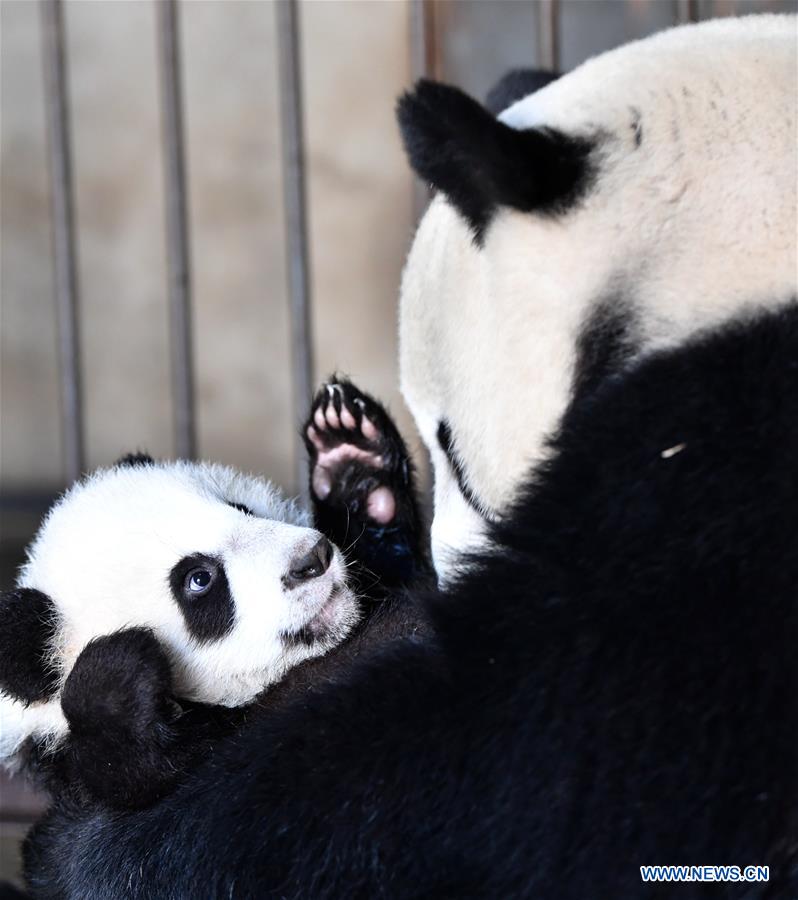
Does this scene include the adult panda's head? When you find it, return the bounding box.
[0,455,359,765]
[397,15,797,581]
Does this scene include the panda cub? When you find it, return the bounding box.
[0,381,428,811]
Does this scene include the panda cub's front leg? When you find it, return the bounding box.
[51,628,179,809]
[304,379,430,598]
[57,628,239,810]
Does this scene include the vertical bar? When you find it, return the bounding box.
[157,0,197,460]
[41,0,84,484]
[537,0,560,72]
[675,0,700,23]
[410,0,438,83]
[409,0,438,221]
[276,0,313,506]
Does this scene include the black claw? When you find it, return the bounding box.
[331,384,344,417]
[304,378,412,477]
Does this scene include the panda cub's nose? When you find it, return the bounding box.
[286,536,333,587]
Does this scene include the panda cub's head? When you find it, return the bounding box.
[0,455,359,766]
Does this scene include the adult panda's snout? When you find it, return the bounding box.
[284,536,333,588]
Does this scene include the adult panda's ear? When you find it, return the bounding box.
[115,451,155,468]
[0,589,60,703]
[396,79,592,243]
[484,68,560,116]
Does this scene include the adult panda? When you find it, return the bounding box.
[16,15,798,899]
[399,15,797,580]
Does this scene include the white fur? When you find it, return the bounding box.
[400,15,797,581]
[0,461,359,765]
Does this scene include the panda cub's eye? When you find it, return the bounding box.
[185,566,216,597]
[170,554,233,641]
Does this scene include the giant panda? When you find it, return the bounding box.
[0,401,428,810]
[14,15,798,899]
[398,14,797,580]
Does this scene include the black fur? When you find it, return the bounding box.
[0,589,59,703]
[58,629,205,809]
[23,628,246,812]
[571,296,639,400]
[23,302,798,898]
[115,452,154,468]
[484,68,560,116]
[168,555,235,642]
[227,501,254,516]
[397,79,594,243]
[436,420,484,514]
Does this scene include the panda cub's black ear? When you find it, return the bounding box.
[0,589,60,703]
[396,78,592,244]
[484,68,560,116]
[116,452,155,468]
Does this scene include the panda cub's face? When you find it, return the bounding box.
[2,459,358,758]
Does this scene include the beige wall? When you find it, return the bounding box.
[1,0,416,498]
[3,0,794,499]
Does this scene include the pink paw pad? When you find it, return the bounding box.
[307,383,396,524]
[366,486,395,524]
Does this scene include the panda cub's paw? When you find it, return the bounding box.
[60,628,183,809]
[61,627,175,740]
[304,379,410,527]
[304,378,428,595]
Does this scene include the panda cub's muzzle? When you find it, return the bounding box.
[280,535,353,648]
[284,535,333,588]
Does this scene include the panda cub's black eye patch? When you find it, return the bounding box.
[228,501,254,516]
[169,554,234,642]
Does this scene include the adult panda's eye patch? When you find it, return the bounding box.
[169,554,234,642]
[436,421,485,515]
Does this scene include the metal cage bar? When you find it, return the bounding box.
[675,0,701,23]
[41,0,84,484]
[537,0,560,72]
[157,0,197,461]
[409,0,440,222]
[410,0,439,82]
[276,0,313,505]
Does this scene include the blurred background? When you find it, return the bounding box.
[1,0,795,886]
